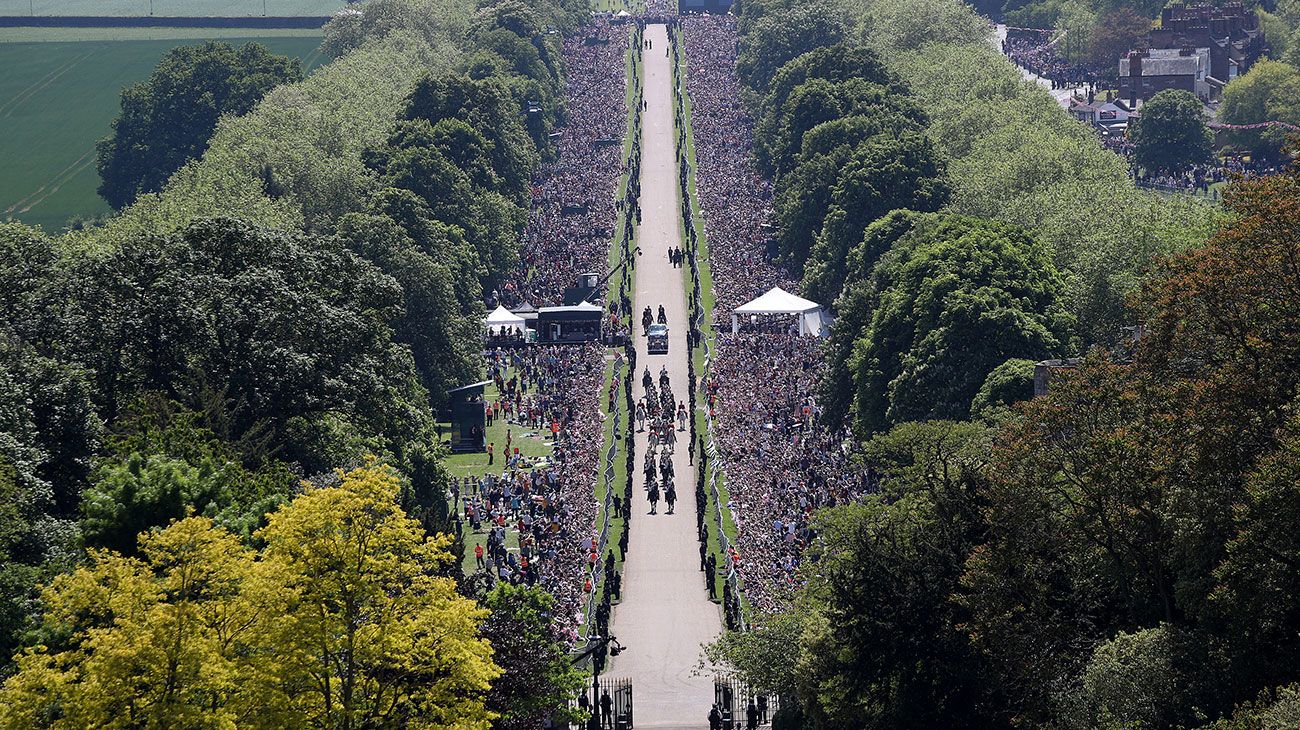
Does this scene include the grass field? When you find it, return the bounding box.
[0,27,323,40]
[0,36,326,233]
[0,0,344,16]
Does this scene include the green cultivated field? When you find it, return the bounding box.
[0,0,344,15]
[0,36,326,232]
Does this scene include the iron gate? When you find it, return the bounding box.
[572,677,632,730]
[713,674,776,729]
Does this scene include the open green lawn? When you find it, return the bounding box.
[442,371,563,576]
[0,27,323,40]
[0,0,344,16]
[0,36,326,233]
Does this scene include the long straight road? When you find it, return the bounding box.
[606,22,722,729]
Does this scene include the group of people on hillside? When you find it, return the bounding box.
[1133,157,1278,196]
[458,345,607,643]
[494,21,631,309]
[458,25,635,644]
[681,16,870,615]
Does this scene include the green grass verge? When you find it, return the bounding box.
[0,37,327,233]
[444,372,565,576]
[669,32,740,607]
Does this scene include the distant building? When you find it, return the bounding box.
[679,0,732,13]
[1119,47,1213,104]
[1151,2,1266,83]
[1069,99,1138,135]
[1034,327,1145,397]
[1033,359,1082,398]
[1118,2,1267,103]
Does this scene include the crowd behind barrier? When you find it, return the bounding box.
[495,21,633,310]
[680,15,868,618]
[456,22,639,647]
[1001,32,1100,89]
[456,345,608,642]
[678,15,797,323]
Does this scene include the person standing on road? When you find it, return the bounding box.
[746,700,759,730]
[648,482,660,514]
[665,482,677,514]
[708,705,722,730]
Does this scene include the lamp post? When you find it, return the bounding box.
[570,633,625,726]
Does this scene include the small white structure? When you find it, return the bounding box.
[732,287,826,336]
[485,305,527,335]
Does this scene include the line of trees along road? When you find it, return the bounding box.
[709,0,1300,727]
[0,0,592,724]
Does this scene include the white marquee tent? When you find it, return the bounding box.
[732,287,827,336]
[485,305,527,334]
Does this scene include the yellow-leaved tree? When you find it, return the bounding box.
[244,462,501,729]
[0,515,254,729]
[0,463,500,730]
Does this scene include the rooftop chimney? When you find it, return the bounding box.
[1128,51,1143,107]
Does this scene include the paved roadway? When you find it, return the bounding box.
[993,23,1081,109]
[606,22,723,730]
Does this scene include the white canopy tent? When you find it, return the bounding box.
[485,305,527,334]
[732,287,827,336]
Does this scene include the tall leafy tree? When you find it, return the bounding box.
[478,584,586,729]
[843,214,1070,434]
[802,130,949,287]
[248,464,499,728]
[96,42,302,209]
[785,422,996,729]
[1219,59,1300,161]
[335,206,481,406]
[58,217,428,474]
[0,464,500,729]
[1086,8,1151,69]
[0,516,259,729]
[754,43,905,175]
[81,399,296,554]
[403,72,538,204]
[1130,90,1212,175]
[758,77,925,182]
[364,118,527,289]
[736,0,847,96]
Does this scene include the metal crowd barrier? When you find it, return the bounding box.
[668,30,746,632]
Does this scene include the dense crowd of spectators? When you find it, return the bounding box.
[681,16,865,614]
[643,0,676,18]
[707,335,867,613]
[1002,32,1098,89]
[457,25,631,643]
[495,21,630,309]
[1133,157,1278,195]
[457,345,608,642]
[680,15,798,323]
